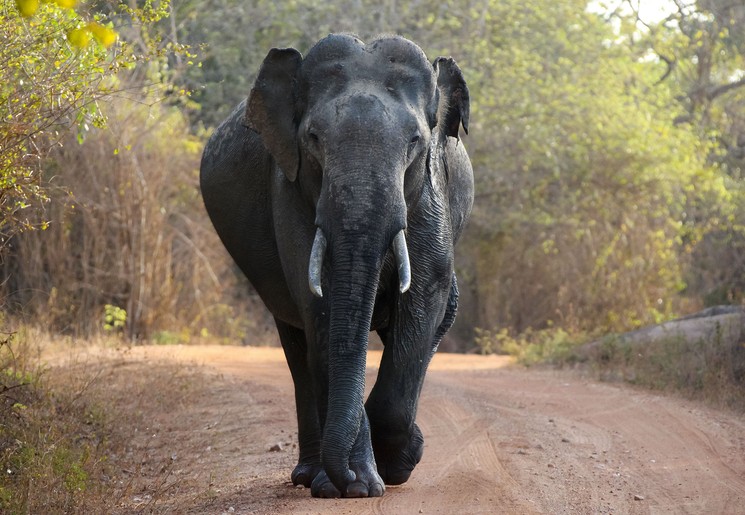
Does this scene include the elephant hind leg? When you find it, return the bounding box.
[274,318,323,487]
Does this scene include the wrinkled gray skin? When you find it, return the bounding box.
[200,34,473,498]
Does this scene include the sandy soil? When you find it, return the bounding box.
[110,345,745,514]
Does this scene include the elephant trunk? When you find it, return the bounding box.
[313,183,407,491]
[310,120,409,491]
[308,228,410,297]
[320,231,385,491]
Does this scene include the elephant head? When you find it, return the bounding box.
[246,34,469,493]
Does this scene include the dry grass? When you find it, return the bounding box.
[0,328,213,514]
[576,312,745,412]
[0,99,271,342]
[479,310,745,412]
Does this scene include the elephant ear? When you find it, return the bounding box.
[246,48,303,182]
[433,57,470,141]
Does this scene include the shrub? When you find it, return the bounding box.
[0,99,268,340]
[474,326,584,366]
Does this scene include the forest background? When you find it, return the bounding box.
[2,0,745,352]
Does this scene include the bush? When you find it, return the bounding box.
[0,99,268,340]
[474,326,584,366]
[581,315,745,410]
[0,332,100,513]
[0,329,210,512]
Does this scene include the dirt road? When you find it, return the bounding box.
[117,345,745,514]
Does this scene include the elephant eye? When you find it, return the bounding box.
[408,134,421,154]
[307,130,321,151]
[305,128,323,161]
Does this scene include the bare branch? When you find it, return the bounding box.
[655,54,677,85]
[706,76,745,101]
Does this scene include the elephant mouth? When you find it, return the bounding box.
[308,227,411,298]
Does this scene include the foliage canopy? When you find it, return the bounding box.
[3,0,745,345]
[0,0,170,247]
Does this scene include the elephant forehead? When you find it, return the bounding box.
[302,35,434,91]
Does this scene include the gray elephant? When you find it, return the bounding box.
[200,34,473,498]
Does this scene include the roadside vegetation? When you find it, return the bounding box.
[2,0,745,509]
[4,0,745,344]
[475,315,745,411]
[0,328,209,513]
[591,335,745,410]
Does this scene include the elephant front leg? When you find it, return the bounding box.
[365,347,429,486]
[365,274,458,485]
[274,319,323,487]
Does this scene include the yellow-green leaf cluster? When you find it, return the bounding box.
[0,0,177,248]
[15,0,78,17]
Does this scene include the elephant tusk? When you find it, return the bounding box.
[393,230,411,293]
[308,227,327,297]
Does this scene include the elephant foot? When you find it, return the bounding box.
[373,423,424,485]
[310,470,341,498]
[310,463,385,498]
[291,461,323,488]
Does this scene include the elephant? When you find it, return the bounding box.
[199,34,473,498]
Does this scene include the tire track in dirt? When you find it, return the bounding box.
[433,368,745,514]
[118,345,745,514]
